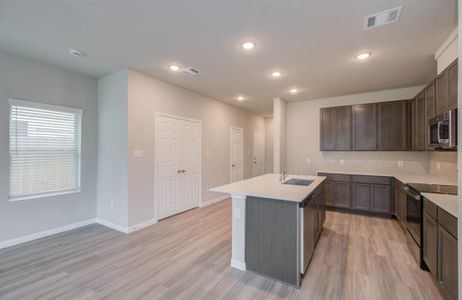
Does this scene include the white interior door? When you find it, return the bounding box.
[252,131,265,177]
[156,114,201,220]
[230,127,243,183]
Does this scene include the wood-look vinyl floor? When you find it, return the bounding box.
[0,199,443,300]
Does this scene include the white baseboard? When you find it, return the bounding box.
[0,217,160,250]
[0,218,96,250]
[127,219,157,233]
[230,258,246,271]
[95,218,129,233]
[200,194,230,207]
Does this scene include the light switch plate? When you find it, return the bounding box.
[306,158,312,164]
[233,208,241,219]
[133,150,144,158]
[205,149,211,156]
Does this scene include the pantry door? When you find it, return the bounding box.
[252,131,265,177]
[230,127,243,183]
[155,114,201,220]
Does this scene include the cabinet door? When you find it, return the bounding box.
[394,180,402,221]
[414,92,426,151]
[336,106,351,150]
[377,101,407,150]
[324,181,334,206]
[438,225,458,300]
[448,61,458,110]
[351,183,371,211]
[371,184,391,214]
[320,108,336,150]
[436,71,449,115]
[423,212,438,277]
[425,82,436,150]
[352,104,377,150]
[333,182,351,208]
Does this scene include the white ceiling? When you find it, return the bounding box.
[0,0,457,115]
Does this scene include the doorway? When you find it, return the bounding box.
[155,113,202,220]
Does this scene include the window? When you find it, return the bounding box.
[9,99,83,201]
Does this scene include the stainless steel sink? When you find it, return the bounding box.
[282,178,314,186]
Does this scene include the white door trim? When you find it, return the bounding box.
[230,127,244,183]
[154,112,202,221]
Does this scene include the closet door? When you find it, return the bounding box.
[156,115,201,219]
[182,120,201,212]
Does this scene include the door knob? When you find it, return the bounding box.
[178,170,182,173]
[232,164,235,167]
[182,169,186,173]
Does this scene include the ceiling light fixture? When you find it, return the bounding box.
[290,88,299,94]
[356,52,371,60]
[237,96,245,101]
[271,71,282,78]
[69,48,86,57]
[169,64,181,71]
[241,41,256,50]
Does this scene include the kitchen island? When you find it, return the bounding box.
[211,174,326,287]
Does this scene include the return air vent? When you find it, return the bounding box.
[182,67,201,76]
[364,7,402,30]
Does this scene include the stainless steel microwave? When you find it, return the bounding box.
[428,109,457,149]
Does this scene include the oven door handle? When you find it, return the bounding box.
[403,186,421,200]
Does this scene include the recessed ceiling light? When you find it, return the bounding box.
[237,96,245,101]
[290,88,299,94]
[241,41,256,50]
[271,71,282,78]
[69,48,86,57]
[169,64,181,71]
[356,52,371,60]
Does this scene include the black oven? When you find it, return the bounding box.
[404,185,421,246]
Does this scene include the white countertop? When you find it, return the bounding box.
[318,170,457,186]
[422,193,458,218]
[210,174,326,203]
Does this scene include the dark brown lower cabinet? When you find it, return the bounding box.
[438,224,458,300]
[394,179,407,229]
[320,173,393,215]
[423,211,438,276]
[323,178,351,209]
[422,198,458,300]
[351,183,371,211]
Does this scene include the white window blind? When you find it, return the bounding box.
[9,99,83,201]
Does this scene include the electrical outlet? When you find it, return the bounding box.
[398,161,404,167]
[205,149,211,156]
[306,158,312,164]
[109,202,114,209]
[339,159,345,165]
[437,162,441,170]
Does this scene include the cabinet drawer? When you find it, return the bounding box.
[423,198,438,220]
[352,175,390,185]
[318,173,350,182]
[438,208,457,238]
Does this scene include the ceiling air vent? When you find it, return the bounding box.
[364,6,402,30]
[182,67,201,76]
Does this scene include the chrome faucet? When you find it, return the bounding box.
[280,171,287,182]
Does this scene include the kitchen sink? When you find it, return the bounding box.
[282,178,314,186]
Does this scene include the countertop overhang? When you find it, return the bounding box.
[210,174,326,203]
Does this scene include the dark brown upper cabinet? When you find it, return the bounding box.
[320,106,351,151]
[448,60,458,110]
[425,81,436,150]
[377,100,408,151]
[352,104,377,150]
[436,68,449,115]
[413,92,426,151]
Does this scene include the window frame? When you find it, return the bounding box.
[8,98,84,202]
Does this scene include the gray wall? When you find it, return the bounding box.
[96,71,129,227]
[127,70,265,226]
[0,52,98,243]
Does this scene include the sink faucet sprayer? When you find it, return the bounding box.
[280,171,287,182]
